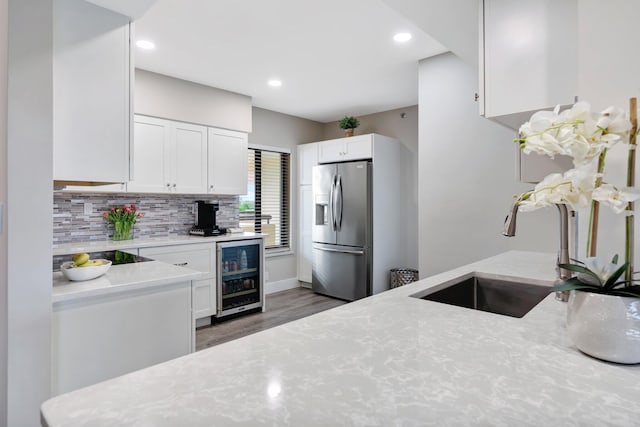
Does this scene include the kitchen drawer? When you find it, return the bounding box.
[140,244,215,274]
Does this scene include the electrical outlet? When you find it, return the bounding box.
[84,202,92,215]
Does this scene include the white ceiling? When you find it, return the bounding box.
[134,0,448,123]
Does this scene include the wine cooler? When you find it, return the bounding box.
[216,239,264,318]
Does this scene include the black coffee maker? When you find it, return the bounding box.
[189,201,226,236]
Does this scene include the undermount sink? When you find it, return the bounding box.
[412,276,551,318]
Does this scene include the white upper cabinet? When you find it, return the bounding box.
[479,0,578,128]
[207,128,248,195]
[318,135,373,164]
[298,143,318,186]
[172,122,208,193]
[129,115,207,194]
[53,0,131,183]
[129,116,171,193]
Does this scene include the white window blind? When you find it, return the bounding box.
[240,148,290,250]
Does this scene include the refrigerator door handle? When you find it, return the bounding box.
[313,245,364,255]
[329,175,336,231]
[216,245,222,316]
[336,175,343,231]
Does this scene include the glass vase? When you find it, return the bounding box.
[113,221,134,241]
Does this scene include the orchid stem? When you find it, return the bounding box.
[587,149,607,257]
[625,97,637,282]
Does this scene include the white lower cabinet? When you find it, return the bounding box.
[139,243,217,319]
[51,281,192,396]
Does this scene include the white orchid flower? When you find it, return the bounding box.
[517,165,598,212]
[576,256,618,285]
[592,184,640,214]
[517,102,632,167]
[599,106,632,136]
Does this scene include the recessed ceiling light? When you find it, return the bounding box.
[136,40,156,50]
[268,79,282,87]
[393,32,412,43]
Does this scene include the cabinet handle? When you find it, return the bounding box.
[166,183,171,187]
[174,262,188,267]
[172,183,177,188]
[210,185,214,189]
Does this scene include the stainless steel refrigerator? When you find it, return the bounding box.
[312,161,372,301]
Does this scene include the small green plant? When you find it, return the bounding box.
[552,254,640,297]
[338,116,360,130]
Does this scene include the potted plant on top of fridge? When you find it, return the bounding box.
[510,98,640,364]
[338,116,360,137]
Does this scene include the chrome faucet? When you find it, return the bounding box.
[503,201,572,291]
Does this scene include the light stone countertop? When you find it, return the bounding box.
[41,251,640,426]
[52,232,265,256]
[52,261,201,305]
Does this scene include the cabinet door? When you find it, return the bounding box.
[128,115,171,193]
[343,135,372,161]
[297,185,313,283]
[318,138,345,164]
[481,0,577,119]
[53,0,131,183]
[139,243,217,320]
[172,122,208,194]
[192,278,216,319]
[298,143,318,186]
[208,128,248,195]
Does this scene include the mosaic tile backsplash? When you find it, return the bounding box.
[53,192,239,244]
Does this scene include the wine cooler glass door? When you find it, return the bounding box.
[217,239,263,317]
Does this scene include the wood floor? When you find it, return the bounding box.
[196,287,347,351]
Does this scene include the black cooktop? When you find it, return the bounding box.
[90,250,154,265]
[53,250,153,271]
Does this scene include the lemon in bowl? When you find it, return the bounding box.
[61,257,112,281]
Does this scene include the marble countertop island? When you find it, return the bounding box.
[41,251,640,426]
[52,261,202,305]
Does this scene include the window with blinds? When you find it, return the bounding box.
[239,148,290,251]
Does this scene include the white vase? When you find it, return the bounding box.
[567,290,640,364]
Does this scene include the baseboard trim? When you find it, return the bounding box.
[265,277,300,295]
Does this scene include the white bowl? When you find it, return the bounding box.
[60,260,112,281]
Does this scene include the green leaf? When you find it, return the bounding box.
[558,263,603,285]
[603,262,630,290]
[611,254,619,265]
[569,258,586,266]
[551,280,601,293]
[609,288,640,298]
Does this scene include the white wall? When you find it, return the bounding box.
[323,106,420,269]
[418,53,557,277]
[135,68,253,133]
[7,0,53,424]
[0,0,7,421]
[574,0,640,264]
[250,107,324,290]
[382,0,478,67]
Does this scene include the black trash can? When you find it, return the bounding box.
[389,268,419,288]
